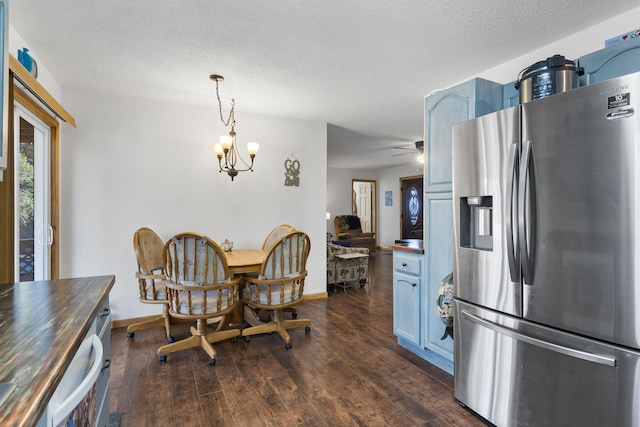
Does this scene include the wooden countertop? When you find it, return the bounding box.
[391,239,424,254]
[0,275,115,426]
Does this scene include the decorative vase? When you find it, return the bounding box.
[18,48,38,78]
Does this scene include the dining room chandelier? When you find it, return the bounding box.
[211,74,259,181]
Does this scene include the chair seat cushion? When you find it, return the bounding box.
[174,289,231,315]
[243,282,301,305]
[145,283,167,300]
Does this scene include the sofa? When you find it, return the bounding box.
[333,215,376,255]
[326,241,369,293]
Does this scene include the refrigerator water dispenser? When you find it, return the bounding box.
[459,196,493,251]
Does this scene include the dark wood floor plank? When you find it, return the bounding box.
[111,250,489,426]
[200,391,236,427]
[108,320,129,412]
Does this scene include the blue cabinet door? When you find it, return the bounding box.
[393,266,421,346]
[424,78,502,192]
[578,37,640,86]
[503,81,520,108]
[423,192,454,361]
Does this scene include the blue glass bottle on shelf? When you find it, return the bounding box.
[18,47,37,78]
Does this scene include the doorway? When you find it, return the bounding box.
[14,104,52,281]
[352,179,376,238]
[400,175,423,239]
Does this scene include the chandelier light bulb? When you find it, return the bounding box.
[247,142,260,156]
[219,135,233,150]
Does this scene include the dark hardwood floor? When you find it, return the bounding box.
[110,250,489,426]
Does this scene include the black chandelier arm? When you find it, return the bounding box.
[217,161,255,174]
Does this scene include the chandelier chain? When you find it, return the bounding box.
[215,79,236,129]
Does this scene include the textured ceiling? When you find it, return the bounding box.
[9,0,640,169]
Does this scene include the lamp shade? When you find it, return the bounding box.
[219,135,233,149]
[247,142,259,156]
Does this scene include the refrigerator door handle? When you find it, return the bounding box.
[506,143,519,282]
[518,140,536,284]
[461,310,618,367]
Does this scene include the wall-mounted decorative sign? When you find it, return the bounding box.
[385,191,392,206]
[284,154,300,187]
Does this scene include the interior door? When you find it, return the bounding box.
[352,179,376,237]
[400,176,423,239]
[354,181,372,232]
[14,104,51,281]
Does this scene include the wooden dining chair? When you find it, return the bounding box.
[242,230,311,349]
[127,227,173,342]
[261,223,295,250]
[259,224,298,319]
[157,233,242,365]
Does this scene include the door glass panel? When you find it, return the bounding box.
[15,107,50,281]
[18,117,35,280]
[401,177,423,239]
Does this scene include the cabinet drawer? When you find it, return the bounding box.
[95,296,111,334]
[394,254,422,276]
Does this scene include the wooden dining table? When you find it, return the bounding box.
[222,248,267,327]
[225,248,266,274]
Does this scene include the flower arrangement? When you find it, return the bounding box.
[436,272,454,340]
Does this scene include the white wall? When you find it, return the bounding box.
[326,167,376,237]
[59,88,327,321]
[327,163,421,248]
[9,26,62,101]
[377,162,424,247]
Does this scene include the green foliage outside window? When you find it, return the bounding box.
[19,150,34,227]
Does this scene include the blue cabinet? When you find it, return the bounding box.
[578,37,640,86]
[503,81,520,108]
[423,192,454,364]
[399,77,502,374]
[393,252,421,346]
[424,78,503,193]
[393,248,453,373]
[503,38,640,108]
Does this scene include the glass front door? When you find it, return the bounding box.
[14,104,51,281]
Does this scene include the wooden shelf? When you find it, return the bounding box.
[8,54,76,128]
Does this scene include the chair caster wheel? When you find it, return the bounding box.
[167,336,175,343]
[292,312,298,319]
[244,336,250,342]
[285,343,292,350]
[127,331,135,339]
[305,326,311,334]
[208,359,216,366]
[159,354,167,363]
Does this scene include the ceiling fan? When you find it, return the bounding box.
[392,140,424,157]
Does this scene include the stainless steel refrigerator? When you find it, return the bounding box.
[452,72,640,427]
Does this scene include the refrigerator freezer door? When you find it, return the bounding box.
[521,72,640,349]
[454,299,640,427]
[452,106,522,316]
